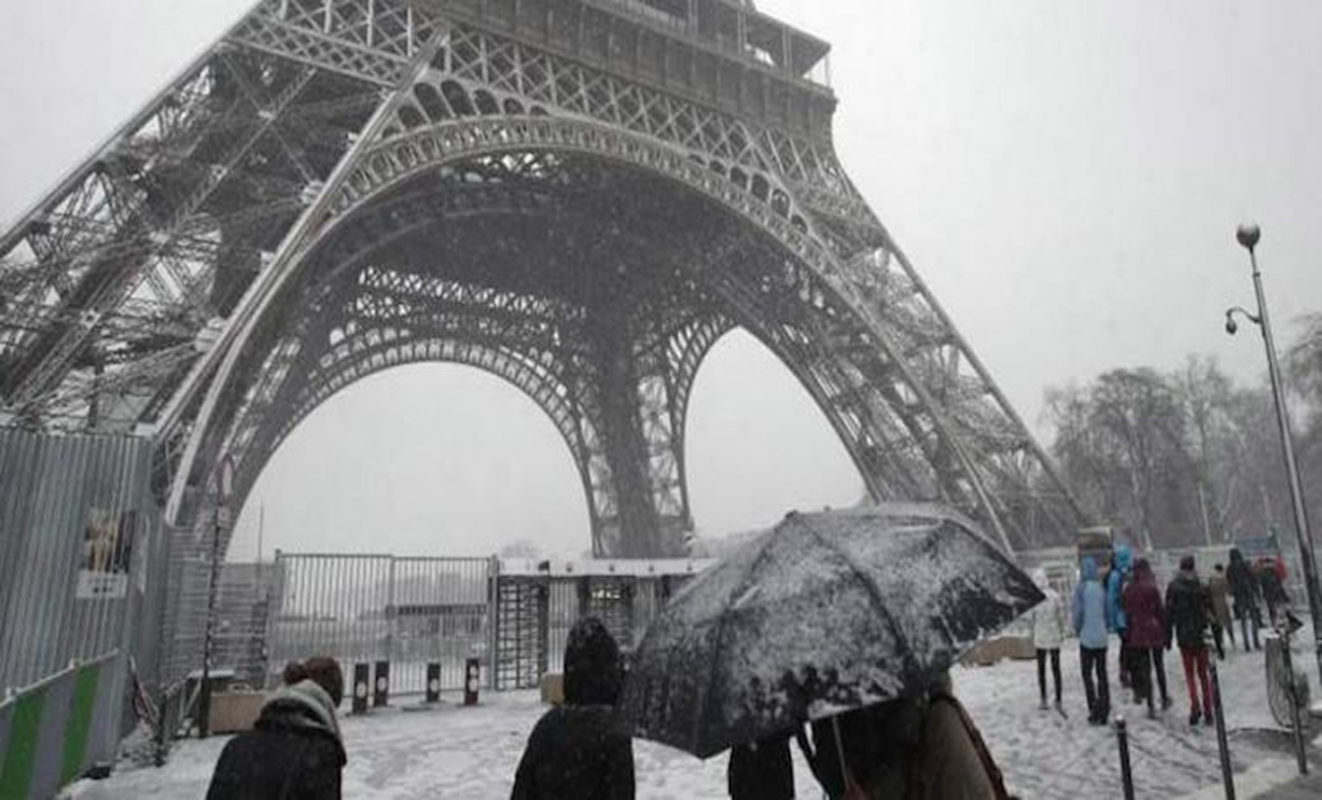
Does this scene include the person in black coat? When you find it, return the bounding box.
[1257,558,1289,626]
[206,657,347,800]
[728,731,796,800]
[1166,557,1215,727]
[1225,548,1262,650]
[512,617,634,800]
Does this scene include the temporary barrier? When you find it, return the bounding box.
[0,430,162,695]
[0,651,124,800]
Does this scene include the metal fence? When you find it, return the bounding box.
[262,554,712,698]
[266,554,495,699]
[0,430,164,696]
[0,651,126,800]
[494,559,708,690]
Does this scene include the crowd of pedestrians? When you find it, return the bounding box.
[1063,544,1287,731]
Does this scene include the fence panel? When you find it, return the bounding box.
[0,651,124,800]
[266,554,393,701]
[0,429,158,695]
[261,555,711,699]
[389,557,493,694]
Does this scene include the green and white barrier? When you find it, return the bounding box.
[0,652,123,800]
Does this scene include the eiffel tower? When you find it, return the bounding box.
[0,0,1086,561]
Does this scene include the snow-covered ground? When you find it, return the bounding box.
[68,635,1318,799]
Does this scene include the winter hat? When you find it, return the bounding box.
[563,616,623,706]
[1180,555,1196,571]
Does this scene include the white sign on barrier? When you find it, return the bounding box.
[76,571,129,600]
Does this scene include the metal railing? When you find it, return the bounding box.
[266,553,495,699]
[262,554,712,697]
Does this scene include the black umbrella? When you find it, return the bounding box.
[619,504,1044,758]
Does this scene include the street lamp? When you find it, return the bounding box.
[1227,222,1322,682]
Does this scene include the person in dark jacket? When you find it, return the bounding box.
[206,657,347,800]
[1121,558,1170,718]
[1166,556,1215,727]
[728,730,796,800]
[1226,548,1262,650]
[1256,558,1289,626]
[512,617,634,800]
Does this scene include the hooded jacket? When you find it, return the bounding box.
[1106,545,1132,633]
[1121,559,1166,649]
[1225,548,1259,610]
[1165,568,1212,651]
[512,617,635,800]
[206,679,346,800]
[1073,557,1110,650]
[1030,570,1068,650]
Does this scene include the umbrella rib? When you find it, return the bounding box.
[795,514,927,691]
[691,527,782,755]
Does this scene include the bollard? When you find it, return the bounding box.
[464,657,481,706]
[352,663,370,715]
[1114,717,1136,800]
[426,662,442,704]
[373,661,390,708]
[1207,643,1237,799]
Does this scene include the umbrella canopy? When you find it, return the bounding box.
[619,504,1043,758]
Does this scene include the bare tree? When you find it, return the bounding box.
[1174,357,1247,543]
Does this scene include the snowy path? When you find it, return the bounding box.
[69,636,1316,799]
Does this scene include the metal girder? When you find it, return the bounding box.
[2,0,1088,568]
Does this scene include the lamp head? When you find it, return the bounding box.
[1236,223,1261,252]
[1224,313,1238,336]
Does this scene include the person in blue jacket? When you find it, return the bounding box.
[1107,544,1133,692]
[1074,556,1112,725]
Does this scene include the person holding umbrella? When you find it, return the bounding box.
[799,672,1010,799]
[618,506,1036,800]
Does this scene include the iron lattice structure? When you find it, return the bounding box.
[0,0,1088,562]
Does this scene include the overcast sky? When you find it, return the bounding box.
[1,1,1319,561]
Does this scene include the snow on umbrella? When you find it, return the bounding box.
[618,504,1044,759]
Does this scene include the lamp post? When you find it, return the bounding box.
[1227,222,1322,681]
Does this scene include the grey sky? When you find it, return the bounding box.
[2,1,1319,560]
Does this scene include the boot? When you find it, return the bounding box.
[1189,709,1201,726]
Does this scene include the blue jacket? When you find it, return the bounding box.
[1106,545,1132,633]
[1074,557,1111,649]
